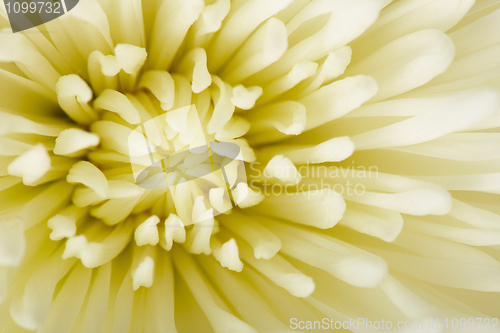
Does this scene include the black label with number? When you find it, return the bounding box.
[3,0,80,32]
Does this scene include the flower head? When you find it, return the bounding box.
[1,0,500,332]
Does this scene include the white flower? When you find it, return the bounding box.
[1,0,500,332]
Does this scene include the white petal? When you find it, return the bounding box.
[179,48,212,93]
[352,87,500,150]
[339,204,404,242]
[351,0,474,62]
[221,17,288,83]
[232,182,265,209]
[239,242,315,298]
[212,238,244,272]
[246,100,307,144]
[207,76,235,134]
[138,70,175,110]
[135,215,161,246]
[346,187,452,216]
[162,213,186,251]
[67,161,108,199]
[255,189,346,229]
[56,75,97,124]
[114,44,147,75]
[80,222,134,268]
[47,205,83,241]
[54,128,100,156]
[346,29,455,101]
[264,155,302,185]
[220,211,281,260]
[0,31,60,90]
[231,85,263,110]
[94,89,141,124]
[262,136,355,164]
[149,0,204,69]
[8,143,51,186]
[132,256,155,290]
[0,216,25,266]
[299,75,378,131]
[208,0,293,71]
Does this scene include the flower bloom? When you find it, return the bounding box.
[1,0,500,332]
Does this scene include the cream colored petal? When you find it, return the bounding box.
[0,31,60,90]
[0,111,68,137]
[178,48,212,93]
[346,29,455,102]
[138,70,175,111]
[67,161,108,199]
[82,263,111,333]
[351,0,475,62]
[100,0,145,47]
[10,249,76,330]
[269,222,389,288]
[219,211,281,260]
[149,0,205,69]
[239,242,315,298]
[260,136,355,164]
[207,76,235,134]
[80,221,134,268]
[351,87,500,150]
[132,256,155,290]
[211,238,244,272]
[246,100,307,144]
[36,264,92,333]
[162,213,186,251]
[231,85,263,110]
[0,216,24,267]
[254,189,346,229]
[47,205,85,241]
[299,75,378,131]
[54,128,100,156]
[220,18,288,83]
[94,90,141,125]
[8,143,51,186]
[135,215,161,246]
[208,0,293,72]
[346,187,452,216]
[173,247,258,333]
[56,75,98,125]
[263,155,302,185]
[251,0,383,82]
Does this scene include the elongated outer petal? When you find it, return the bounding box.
[67,161,108,199]
[208,0,293,71]
[0,216,25,266]
[80,221,135,268]
[173,247,258,333]
[299,75,378,131]
[54,129,100,156]
[352,87,500,150]
[346,29,455,102]
[8,143,51,186]
[351,0,475,62]
[253,189,346,229]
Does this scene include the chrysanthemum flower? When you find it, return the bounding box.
[1,0,500,332]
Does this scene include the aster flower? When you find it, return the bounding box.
[1,0,500,332]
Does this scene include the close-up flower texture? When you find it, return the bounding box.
[1,0,500,332]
